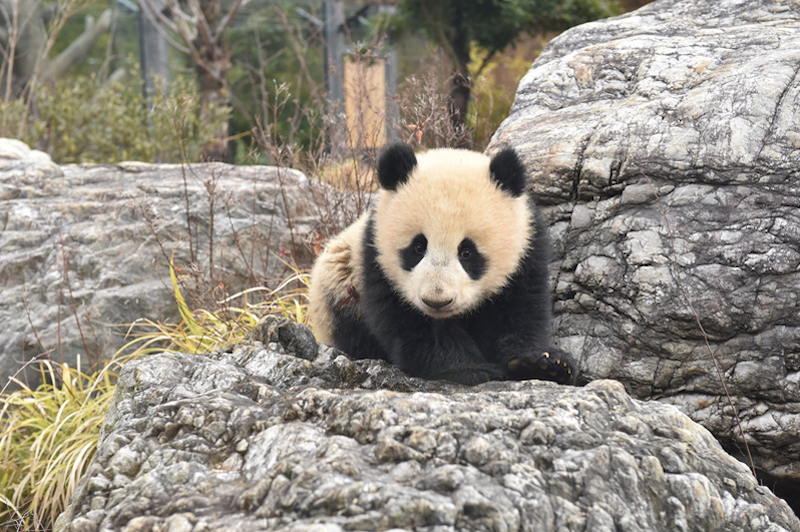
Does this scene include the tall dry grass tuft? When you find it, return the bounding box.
[0,357,121,531]
[0,261,310,530]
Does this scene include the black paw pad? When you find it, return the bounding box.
[507,348,577,385]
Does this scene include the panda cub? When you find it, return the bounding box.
[309,143,576,386]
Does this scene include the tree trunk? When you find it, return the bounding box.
[137,0,242,162]
[139,8,170,103]
[194,0,230,162]
[197,62,229,162]
[448,4,471,147]
[449,71,470,135]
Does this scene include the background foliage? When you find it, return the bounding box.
[8,73,228,164]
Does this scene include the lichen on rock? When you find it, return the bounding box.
[55,317,799,531]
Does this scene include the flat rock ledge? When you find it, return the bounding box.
[0,137,319,385]
[56,318,799,532]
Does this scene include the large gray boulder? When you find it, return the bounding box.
[488,0,800,507]
[0,138,315,384]
[56,318,800,532]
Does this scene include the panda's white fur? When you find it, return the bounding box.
[309,144,575,385]
[308,215,367,346]
[373,148,532,319]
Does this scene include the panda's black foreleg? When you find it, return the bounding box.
[492,322,578,385]
[506,348,577,385]
[480,207,578,385]
[389,320,506,386]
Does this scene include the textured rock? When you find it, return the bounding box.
[0,138,316,384]
[488,0,800,507]
[56,317,799,532]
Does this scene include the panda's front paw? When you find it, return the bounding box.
[507,348,577,385]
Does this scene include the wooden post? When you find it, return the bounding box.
[344,54,386,151]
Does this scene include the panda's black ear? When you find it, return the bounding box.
[377,143,417,191]
[489,147,527,197]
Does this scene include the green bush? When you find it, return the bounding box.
[14,74,228,164]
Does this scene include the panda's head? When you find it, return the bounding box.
[372,144,533,319]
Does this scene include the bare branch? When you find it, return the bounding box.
[138,0,192,54]
[186,0,213,45]
[213,0,246,39]
[24,0,78,111]
[164,1,196,27]
[41,9,115,83]
[139,0,179,33]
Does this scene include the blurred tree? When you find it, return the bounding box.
[226,2,326,164]
[391,0,623,136]
[138,0,246,161]
[617,0,654,10]
[0,0,114,101]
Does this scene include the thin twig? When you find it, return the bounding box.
[0,352,52,397]
[225,204,262,288]
[60,237,97,370]
[21,292,47,355]
[645,174,757,478]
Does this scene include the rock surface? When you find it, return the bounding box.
[56,317,800,532]
[0,138,316,385]
[488,0,800,507]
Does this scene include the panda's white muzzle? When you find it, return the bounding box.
[412,256,469,318]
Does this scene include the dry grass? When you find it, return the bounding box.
[0,262,310,531]
[0,357,120,531]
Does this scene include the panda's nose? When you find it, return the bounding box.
[422,297,453,310]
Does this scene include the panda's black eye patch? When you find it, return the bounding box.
[400,234,427,271]
[458,238,486,280]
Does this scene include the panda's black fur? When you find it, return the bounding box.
[310,143,576,386]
